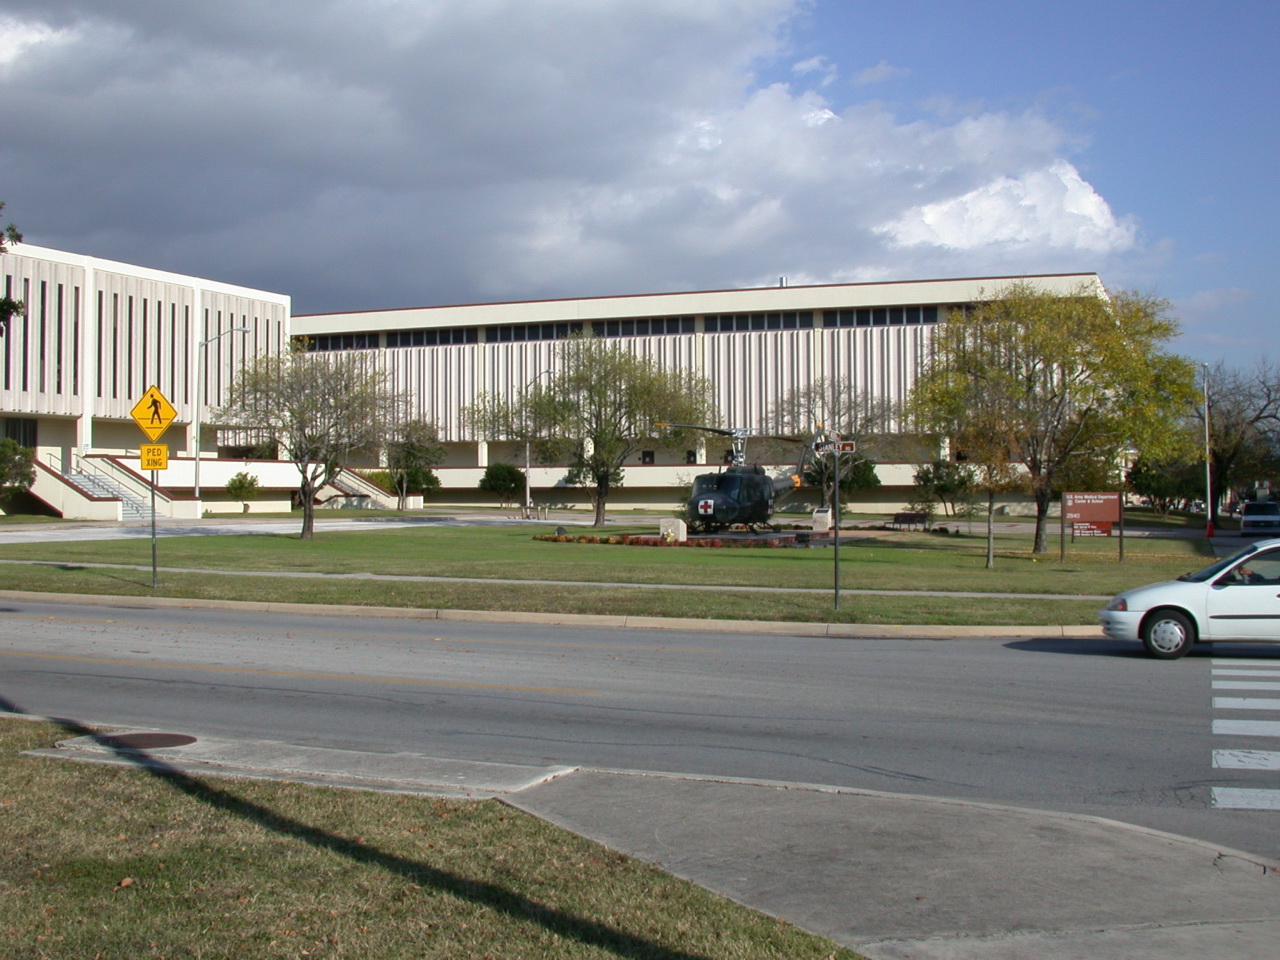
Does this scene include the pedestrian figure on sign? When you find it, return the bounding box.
[148,394,163,424]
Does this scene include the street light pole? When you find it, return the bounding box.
[523,369,553,519]
[1203,362,1214,539]
[194,326,251,501]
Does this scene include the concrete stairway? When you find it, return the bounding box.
[67,471,151,521]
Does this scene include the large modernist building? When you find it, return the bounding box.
[293,273,1102,509]
[2,240,1100,516]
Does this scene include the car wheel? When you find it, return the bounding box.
[1141,609,1195,659]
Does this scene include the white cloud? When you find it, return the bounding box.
[0,14,79,67]
[853,59,909,86]
[793,54,837,87]
[878,160,1137,253]
[0,0,1139,311]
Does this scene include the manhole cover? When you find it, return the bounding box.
[92,733,197,750]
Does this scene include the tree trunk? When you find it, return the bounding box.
[1032,483,1052,554]
[986,489,996,569]
[593,478,609,527]
[299,479,316,540]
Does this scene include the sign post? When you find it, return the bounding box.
[813,440,858,610]
[130,386,177,589]
[1062,492,1124,564]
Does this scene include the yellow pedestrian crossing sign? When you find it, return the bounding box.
[131,385,177,442]
[140,444,169,471]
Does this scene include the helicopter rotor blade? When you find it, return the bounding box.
[654,422,736,437]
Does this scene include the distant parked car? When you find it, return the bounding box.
[1240,501,1280,537]
[1100,538,1280,658]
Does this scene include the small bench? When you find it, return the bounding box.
[890,512,928,530]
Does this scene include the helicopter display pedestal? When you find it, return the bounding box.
[659,518,688,543]
[811,508,833,532]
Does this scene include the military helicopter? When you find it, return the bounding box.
[657,422,815,532]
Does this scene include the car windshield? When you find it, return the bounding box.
[1178,544,1259,583]
[1243,502,1280,516]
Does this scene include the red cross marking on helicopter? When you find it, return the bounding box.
[698,499,716,515]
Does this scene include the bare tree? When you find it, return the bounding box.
[220,346,402,539]
[765,376,892,505]
[1193,360,1280,522]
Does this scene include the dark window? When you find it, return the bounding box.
[685,449,697,464]
[641,450,655,464]
[3,417,37,447]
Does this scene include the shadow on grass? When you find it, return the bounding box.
[0,695,714,960]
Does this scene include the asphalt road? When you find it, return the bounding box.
[3,596,1279,862]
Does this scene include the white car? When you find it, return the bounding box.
[1100,538,1280,659]
[1239,500,1280,537]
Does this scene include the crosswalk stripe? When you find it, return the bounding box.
[1213,749,1280,770]
[1212,697,1280,710]
[1211,669,1280,677]
[1213,680,1280,690]
[1213,719,1280,737]
[1212,787,1280,810]
[1212,659,1280,666]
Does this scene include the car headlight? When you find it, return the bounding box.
[1106,597,1128,612]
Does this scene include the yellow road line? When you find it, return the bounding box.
[0,649,597,695]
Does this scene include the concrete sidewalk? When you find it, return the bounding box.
[27,729,1280,960]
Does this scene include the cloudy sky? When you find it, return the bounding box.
[0,0,1274,364]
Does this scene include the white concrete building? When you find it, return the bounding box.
[294,273,1102,511]
[1,243,299,518]
[0,241,1101,517]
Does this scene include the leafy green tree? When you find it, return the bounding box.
[804,454,880,509]
[387,419,446,510]
[908,281,1197,553]
[0,438,36,495]
[1127,455,1203,516]
[478,462,526,508]
[913,460,975,517]
[469,336,713,526]
[225,471,260,513]
[0,202,23,335]
[220,346,402,539]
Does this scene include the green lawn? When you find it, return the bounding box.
[0,523,1218,625]
[1,718,861,960]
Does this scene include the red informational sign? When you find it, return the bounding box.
[1073,521,1112,537]
[1064,492,1122,523]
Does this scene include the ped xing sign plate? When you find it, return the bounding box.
[140,444,168,471]
[131,385,177,442]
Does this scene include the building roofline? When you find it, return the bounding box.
[294,272,1100,319]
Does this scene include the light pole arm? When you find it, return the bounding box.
[194,326,251,500]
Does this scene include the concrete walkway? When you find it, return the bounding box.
[27,726,1280,960]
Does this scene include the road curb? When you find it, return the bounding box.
[0,588,1102,639]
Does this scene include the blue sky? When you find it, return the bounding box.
[773,0,1279,363]
[0,0,1274,365]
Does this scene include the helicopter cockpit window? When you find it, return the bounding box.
[693,474,743,498]
[693,475,718,495]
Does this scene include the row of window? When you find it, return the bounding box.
[822,305,938,327]
[705,311,814,332]
[301,305,944,352]
[387,327,480,347]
